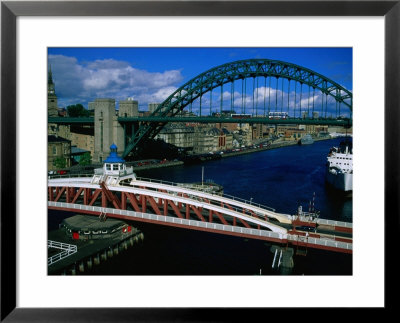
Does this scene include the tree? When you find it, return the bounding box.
[67,104,90,117]
[54,157,66,169]
[79,152,91,166]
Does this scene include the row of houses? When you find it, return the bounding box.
[48,121,337,171]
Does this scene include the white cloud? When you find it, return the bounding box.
[48,55,183,108]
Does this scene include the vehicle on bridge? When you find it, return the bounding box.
[268,111,288,119]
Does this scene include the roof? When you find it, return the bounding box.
[71,146,89,155]
[206,128,222,136]
[48,135,70,143]
[104,144,125,163]
[221,128,231,135]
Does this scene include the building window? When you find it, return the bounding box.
[52,146,57,155]
[113,164,119,171]
[106,164,111,170]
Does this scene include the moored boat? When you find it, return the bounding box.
[298,134,314,145]
[325,139,353,192]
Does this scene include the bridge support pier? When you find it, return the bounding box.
[270,245,294,275]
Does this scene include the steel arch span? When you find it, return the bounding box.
[123,58,352,157]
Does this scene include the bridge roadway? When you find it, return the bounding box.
[48,175,352,254]
[48,116,351,126]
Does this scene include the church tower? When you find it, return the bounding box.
[48,65,59,117]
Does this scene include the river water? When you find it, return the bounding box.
[48,137,352,275]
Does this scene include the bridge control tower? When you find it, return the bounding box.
[92,144,135,186]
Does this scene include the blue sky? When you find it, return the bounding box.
[48,47,352,115]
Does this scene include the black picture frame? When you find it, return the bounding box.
[1,0,397,321]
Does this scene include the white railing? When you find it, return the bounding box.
[48,240,77,265]
[48,202,352,252]
[316,218,353,229]
[48,173,93,180]
[48,202,283,240]
[287,234,352,251]
[133,177,276,212]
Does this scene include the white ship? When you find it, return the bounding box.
[325,140,353,192]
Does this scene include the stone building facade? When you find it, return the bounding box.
[192,127,233,154]
[48,135,71,171]
[155,123,194,149]
[70,128,95,157]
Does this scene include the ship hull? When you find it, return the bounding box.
[325,169,353,192]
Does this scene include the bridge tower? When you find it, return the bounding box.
[93,99,124,163]
[118,98,138,117]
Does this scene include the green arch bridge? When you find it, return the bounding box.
[48,58,352,158]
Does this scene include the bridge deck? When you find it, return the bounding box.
[48,176,352,253]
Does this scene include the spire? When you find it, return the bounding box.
[48,64,54,85]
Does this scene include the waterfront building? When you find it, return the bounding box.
[284,128,307,141]
[232,129,252,147]
[328,126,353,135]
[305,124,317,134]
[315,125,329,134]
[276,125,300,137]
[203,127,232,152]
[69,127,95,157]
[155,123,195,150]
[252,124,264,140]
[71,146,90,165]
[48,135,71,171]
[215,122,238,133]
[220,128,233,151]
[193,127,217,154]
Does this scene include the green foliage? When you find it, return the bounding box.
[54,157,66,169]
[67,104,90,117]
[79,152,91,166]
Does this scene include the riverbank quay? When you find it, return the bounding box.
[130,160,183,171]
[58,137,334,176]
[220,137,334,159]
[48,214,144,275]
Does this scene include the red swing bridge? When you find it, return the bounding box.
[48,145,352,255]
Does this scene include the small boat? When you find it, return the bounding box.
[298,134,314,145]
